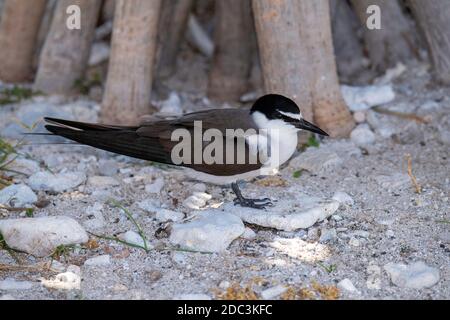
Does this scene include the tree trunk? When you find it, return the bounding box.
[0,0,47,82]
[207,0,253,102]
[330,0,366,81]
[350,0,416,72]
[252,0,313,121]
[299,0,355,137]
[253,0,354,137]
[101,0,161,125]
[156,0,193,79]
[409,0,450,85]
[34,0,101,94]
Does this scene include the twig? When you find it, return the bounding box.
[405,154,421,194]
[373,106,429,124]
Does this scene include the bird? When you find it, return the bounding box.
[44,94,328,209]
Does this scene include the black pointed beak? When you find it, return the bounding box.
[295,119,329,136]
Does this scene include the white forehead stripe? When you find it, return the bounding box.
[278,110,302,120]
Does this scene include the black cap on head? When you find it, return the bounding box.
[250,94,300,119]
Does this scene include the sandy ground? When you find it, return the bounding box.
[0,55,449,300]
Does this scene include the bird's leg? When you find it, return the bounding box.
[231,182,273,209]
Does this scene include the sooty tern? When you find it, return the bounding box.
[44,94,328,209]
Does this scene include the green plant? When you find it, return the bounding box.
[0,86,42,105]
[317,262,337,274]
[306,136,320,148]
[293,170,303,178]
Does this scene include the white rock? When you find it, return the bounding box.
[4,158,40,177]
[28,171,86,193]
[261,285,287,300]
[366,264,382,290]
[0,216,88,257]
[0,184,37,207]
[88,41,110,66]
[337,278,359,294]
[349,237,360,247]
[332,191,354,206]
[183,192,212,210]
[319,228,337,243]
[41,271,81,290]
[158,92,183,115]
[225,194,340,232]
[97,159,119,176]
[155,209,184,222]
[241,227,256,240]
[50,260,66,273]
[83,202,106,230]
[350,124,375,146]
[341,84,395,111]
[290,147,342,174]
[67,265,81,275]
[353,111,366,123]
[137,199,161,212]
[191,183,207,193]
[0,278,34,290]
[384,261,440,289]
[144,177,165,194]
[173,293,212,300]
[170,211,245,252]
[87,176,119,188]
[119,230,150,249]
[84,254,111,267]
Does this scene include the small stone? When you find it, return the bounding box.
[41,271,81,290]
[332,191,354,206]
[341,84,395,111]
[366,264,382,290]
[373,173,410,190]
[349,237,360,247]
[319,228,337,243]
[84,254,111,267]
[183,192,212,210]
[241,227,256,240]
[119,230,150,249]
[87,176,119,188]
[0,184,37,207]
[158,92,183,115]
[83,202,106,230]
[0,216,88,257]
[218,280,231,290]
[67,265,81,275]
[260,285,287,300]
[137,199,161,212]
[144,177,165,194]
[337,279,359,294]
[350,124,375,147]
[28,171,86,193]
[353,111,366,123]
[384,261,440,289]
[192,183,207,193]
[147,270,163,282]
[97,159,119,176]
[170,211,245,252]
[50,260,66,273]
[0,278,34,290]
[290,147,343,174]
[4,158,40,177]
[155,209,184,222]
[386,229,395,238]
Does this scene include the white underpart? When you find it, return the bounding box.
[184,111,299,185]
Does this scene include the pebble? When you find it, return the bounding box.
[337,278,360,294]
[97,159,119,176]
[41,271,81,290]
[224,194,340,231]
[155,209,184,222]
[83,202,106,230]
[0,184,37,207]
[349,237,360,247]
[138,199,161,212]
[170,211,245,252]
[319,228,337,243]
[260,285,287,300]
[366,264,382,290]
[350,124,375,147]
[290,147,343,174]
[158,92,183,115]
[241,227,256,240]
[3,158,40,177]
[0,216,88,257]
[183,192,212,210]
[84,254,111,267]
[384,261,440,289]
[373,173,410,190]
[353,111,366,123]
[341,84,395,111]
[28,171,86,193]
[119,231,150,249]
[144,177,165,194]
[0,278,34,290]
[332,191,354,206]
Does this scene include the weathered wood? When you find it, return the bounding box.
[252,0,313,121]
[409,0,450,84]
[330,0,366,81]
[156,0,194,79]
[34,0,102,94]
[101,0,161,125]
[351,0,416,72]
[299,0,355,137]
[207,0,253,102]
[0,0,47,82]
